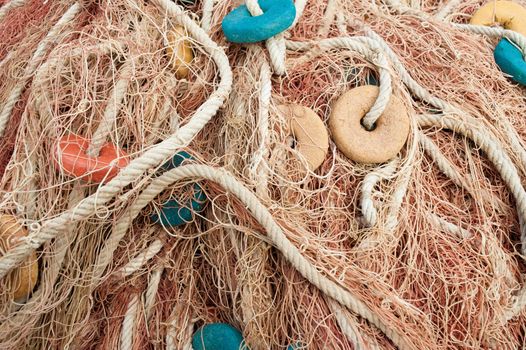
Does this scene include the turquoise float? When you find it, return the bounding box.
[151,151,207,227]
[221,0,296,43]
[494,38,526,86]
[192,323,245,350]
[191,322,299,349]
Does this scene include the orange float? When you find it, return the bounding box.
[54,134,129,183]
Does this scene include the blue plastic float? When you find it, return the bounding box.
[221,0,296,43]
[191,322,300,349]
[192,323,245,350]
[494,38,526,86]
[150,151,207,227]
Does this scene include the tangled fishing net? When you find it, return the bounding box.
[1,0,526,349]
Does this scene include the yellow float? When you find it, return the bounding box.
[470,1,526,36]
[166,25,194,79]
[0,214,38,301]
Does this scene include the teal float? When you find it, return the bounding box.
[191,322,299,349]
[221,0,296,43]
[192,323,245,350]
[494,38,526,86]
[150,151,207,227]
[161,150,192,171]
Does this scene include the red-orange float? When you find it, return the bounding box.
[54,134,129,183]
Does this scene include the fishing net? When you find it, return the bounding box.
[1,0,526,349]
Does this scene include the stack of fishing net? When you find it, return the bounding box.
[1,0,526,349]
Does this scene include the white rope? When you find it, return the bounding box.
[292,0,307,26]
[336,12,347,35]
[418,131,498,204]
[250,53,272,199]
[429,213,471,239]
[0,2,82,137]
[0,0,232,281]
[117,238,163,278]
[434,0,462,20]
[115,163,413,349]
[360,160,398,227]
[201,0,214,32]
[166,314,194,350]
[0,50,15,71]
[507,286,526,322]
[120,294,139,350]
[354,32,449,112]
[352,22,526,232]
[327,298,368,350]
[318,0,338,37]
[0,0,27,23]
[286,36,392,129]
[453,23,526,56]
[244,0,307,75]
[166,291,194,350]
[418,133,474,193]
[384,163,413,233]
[354,22,526,189]
[244,0,286,75]
[144,266,163,320]
[380,0,427,17]
[381,1,526,59]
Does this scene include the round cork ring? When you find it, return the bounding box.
[329,85,410,164]
[278,104,329,171]
[470,1,526,37]
[0,214,38,301]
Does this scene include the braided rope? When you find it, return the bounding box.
[418,132,474,193]
[429,213,471,239]
[117,237,163,278]
[382,1,526,177]
[250,52,272,199]
[360,160,398,227]
[454,23,526,56]
[244,0,287,74]
[145,266,163,320]
[358,7,526,321]
[166,311,194,350]
[419,112,526,321]
[201,0,214,32]
[244,0,307,75]
[327,298,368,350]
[318,0,338,37]
[120,294,139,349]
[418,131,497,205]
